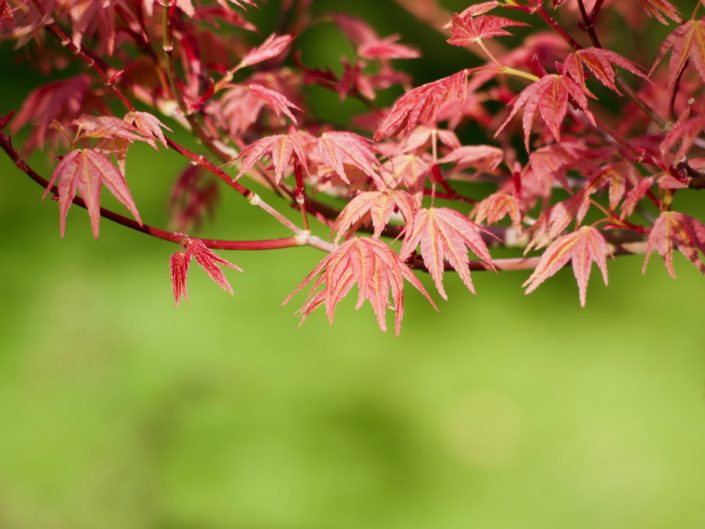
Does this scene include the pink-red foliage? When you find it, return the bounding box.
[3,0,705,333]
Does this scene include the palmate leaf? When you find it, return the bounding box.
[374,70,467,140]
[637,0,682,25]
[447,12,528,46]
[283,237,436,335]
[524,226,610,307]
[236,131,307,184]
[400,207,495,300]
[651,18,705,88]
[170,239,243,304]
[563,48,646,95]
[124,111,170,148]
[495,74,595,150]
[334,190,418,242]
[44,149,142,239]
[315,131,383,186]
[238,33,293,70]
[643,211,705,277]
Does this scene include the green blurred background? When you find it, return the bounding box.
[1,1,705,528]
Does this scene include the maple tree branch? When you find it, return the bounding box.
[29,0,306,236]
[0,131,306,252]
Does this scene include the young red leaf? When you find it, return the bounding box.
[74,115,149,145]
[11,74,92,154]
[439,145,504,174]
[643,211,705,277]
[247,83,300,124]
[563,48,646,95]
[170,239,242,303]
[524,226,610,307]
[238,33,293,70]
[236,132,307,184]
[44,149,142,239]
[472,192,522,227]
[496,74,595,150]
[358,36,420,60]
[283,237,435,335]
[374,70,466,140]
[331,13,419,60]
[400,207,495,300]
[447,12,528,47]
[124,111,171,148]
[651,19,705,88]
[315,131,382,186]
[637,0,682,24]
[334,190,418,242]
[170,251,191,305]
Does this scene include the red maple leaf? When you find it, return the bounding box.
[637,0,682,24]
[643,211,705,277]
[651,18,705,88]
[374,70,467,140]
[523,226,610,307]
[334,190,419,241]
[495,74,595,150]
[124,111,171,148]
[563,48,646,95]
[247,83,301,124]
[238,33,293,70]
[331,13,420,60]
[11,74,93,154]
[314,131,382,186]
[283,237,436,334]
[400,207,495,299]
[44,149,142,239]
[170,238,242,304]
[472,192,522,227]
[438,145,504,174]
[236,131,308,184]
[447,12,528,47]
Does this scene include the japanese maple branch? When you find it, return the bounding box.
[0,132,317,251]
[30,0,301,235]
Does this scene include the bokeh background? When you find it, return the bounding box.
[1,1,705,528]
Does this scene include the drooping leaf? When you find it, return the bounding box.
[643,211,705,277]
[439,145,504,174]
[170,251,191,305]
[124,111,171,148]
[168,165,219,232]
[283,237,436,335]
[524,226,610,307]
[496,74,595,150]
[400,207,495,299]
[650,19,705,88]
[11,74,92,154]
[238,33,293,70]
[169,238,242,304]
[334,190,418,242]
[563,48,646,95]
[74,115,150,145]
[44,149,142,239]
[247,83,300,124]
[236,132,307,184]
[374,70,467,140]
[331,13,420,60]
[637,0,682,24]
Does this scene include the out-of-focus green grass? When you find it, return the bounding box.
[1,1,705,528]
